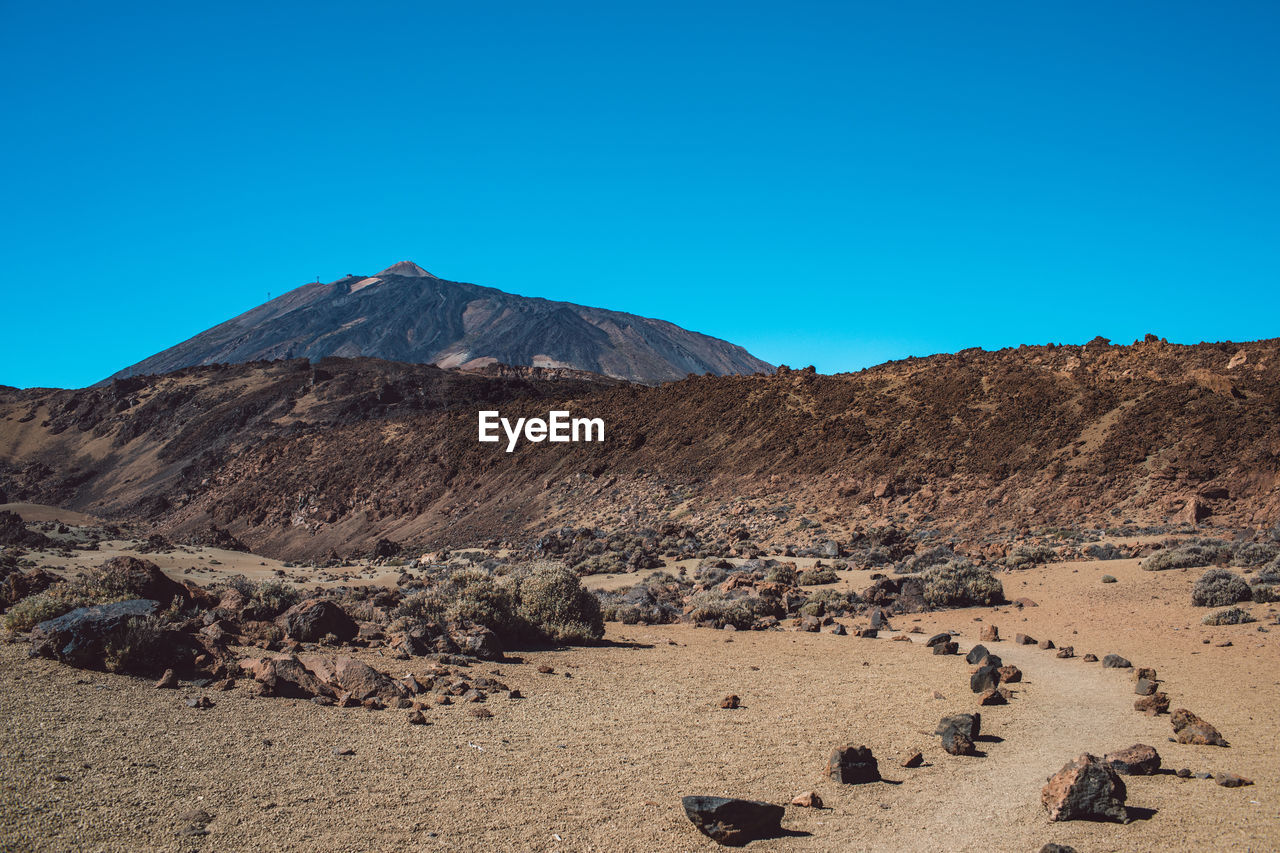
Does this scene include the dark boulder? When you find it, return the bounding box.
[276,598,358,643]
[96,556,191,605]
[681,796,785,846]
[1102,654,1132,669]
[937,713,980,755]
[1171,709,1228,746]
[1041,753,1128,823]
[826,744,880,784]
[29,599,186,673]
[971,664,1002,694]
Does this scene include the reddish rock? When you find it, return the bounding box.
[998,665,1022,683]
[239,655,335,700]
[1171,709,1228,746]
[1082,653,1099,662]
[1134,692,1170,716]
[1104,744,1161,776]
[719,694,741,709]
[1015,633,1037,645]
[979,688,1007,706]
[467,706,494,718]
[1216,773,1253,788]
[275,599,357,643]
[1041,753,1128,823]
[1055,647,1074,659]
[979,625,1000,642]
[790,791,823,808]
[154,669,179,689]
[900,751,924,768]
[1038,639,1055,650]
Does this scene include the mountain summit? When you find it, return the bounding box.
[110,264,774,384]
[376,260,436,278]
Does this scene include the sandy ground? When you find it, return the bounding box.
[2,556,1277,852]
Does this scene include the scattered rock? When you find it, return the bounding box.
[900,751,924,768]
[1082,653,1099,662]
[1176,768,1192,778]
[407,710,428,725]
[924,633,952,648]
[790,791,823,808]
[467,707,494,718]
[1134,678,1157,696]
[979,688,1007,706]
[970,664,1002,694]
[932,641,959,656]
[1171,709,1228,746]
[1134,693,1170,716]
[979,625,999,642]
[997,665,1022,683]
[537,664,554,674]
[1038,639,1055,650]
[1102,654,1132,669]
[155,669,179,689]
[1014,598,1038,608]
[1055,647,1074,659]
[937,713,980,756]
[719,694,741,709]
[1015,633,1037,645]
[855,627,878,638]
[826,745,881,784]
[1104,744,1161,776]
[185,696,213,709]
[829,623,847,636]
[1041,753,1128,823]
[965,645,990,665]
[1216,773,1253,788]
[1134,667,1157,681]
[681,796,785,846]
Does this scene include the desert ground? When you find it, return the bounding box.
[2,540,1276,852]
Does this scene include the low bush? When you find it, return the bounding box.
[1141,540,1231,571]
[1083,543,1125,561]
[685,589,779,629]
[1232,541,1280,567]
[515,567,604,644]
[1201,606,1255,626]
[3,586,88,631]
[797,568,838,585]
[1002,544,1057,570]
[922,560,1004,609]
[796,588,860,618]
[1190,568,1252,607]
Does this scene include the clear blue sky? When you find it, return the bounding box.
[3,1,1278,388]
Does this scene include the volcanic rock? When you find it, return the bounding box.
[276,599,358,643]
[826,745,881,784]
[1171,709,1228,746]
[681,796,785,846]
[1041,753,1128,823]
[1104,744,1161,775]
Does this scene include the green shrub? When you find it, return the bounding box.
[1231,542,1279,567]
[3,587,87,631]
[1201,606,1255,626]
[797,568,838,586]
[572,553,626,575]
[515,567,604,644]
[922,561,1004,609]
[1191,569,1252,607]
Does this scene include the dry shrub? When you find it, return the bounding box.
[1190,568,1252,607]
[922,561,1004,608]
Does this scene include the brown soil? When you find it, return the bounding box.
[2,557,1275,851]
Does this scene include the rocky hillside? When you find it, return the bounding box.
[108,262,774,385]
[4,337,1279,558]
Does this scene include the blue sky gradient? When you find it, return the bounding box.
[3,1,1278,388]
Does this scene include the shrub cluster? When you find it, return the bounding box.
[1190,568,1253,607]
[1141,539,1232,571]
[797,568,838,586]
[1201,606,1255,626]
[922,560,1004,608]
[391,566,603,646]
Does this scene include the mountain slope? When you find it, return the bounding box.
[6,338,1279,559]
[109,262,774,384]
